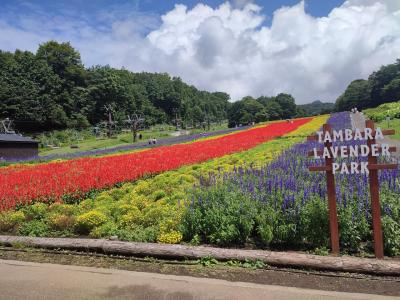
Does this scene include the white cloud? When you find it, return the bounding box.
[0,1,399,103]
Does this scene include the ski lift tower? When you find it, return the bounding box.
[1,118,16,134]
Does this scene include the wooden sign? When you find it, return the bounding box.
[307,120,397,259]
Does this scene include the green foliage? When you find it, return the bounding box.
[18,220,49,236]
[335,79,371,112]
[89,222,119,238]
[0,42,230,132]
[0,211,25,232]
[382,216,400,256]
[335,59,400,111]
[337,207,370,252]
[364,101,400,122]
[75,210,108,234]
[228,93,298,127]
[21,203,48,221]
[47,213,75,231]
[181,185,258,246]
[196,255,218,267]
[220,259,266,269]
[312,247,329,256]
[299,198,329,247]
[257,224,274,245]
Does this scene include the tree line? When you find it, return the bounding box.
[7,40,382,133]
[0,41,230,132]
[335,59,400,111]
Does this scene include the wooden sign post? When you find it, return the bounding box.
[308,124,340,254]
[307,120,397,258]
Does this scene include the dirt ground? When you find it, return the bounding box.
[0,246,399,297]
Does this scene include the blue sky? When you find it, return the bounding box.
[0,0,399,103]
[2,0,345,30]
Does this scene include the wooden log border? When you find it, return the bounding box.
[0,235,399,276]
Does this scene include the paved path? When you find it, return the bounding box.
[8,126,250,163]
[351,112,400,160]
[0,259,397,300]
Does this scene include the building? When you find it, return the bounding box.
[0,134,39,160]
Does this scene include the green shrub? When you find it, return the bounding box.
[48,203,76,215]
[119,207,143,228]
[112,203,133,218]
[109,188,127,200]
[75,211,108,234]
[338,207,370,252]
[0,211,25,232]
[94,193,114,204]
[133,181,152,196]
[382,216,400,256]
[151,190,166,201]
[130,195,149,210]
[141,204,173,227]
[47,214,75,231]
[182,185,257,246]
[364,101,400,122]
[116,226,158,242]
[299,197,329,248]
[18,220,49,236]
[257,224,273,245]
[90,222,119,238]
[21,203,48,220]
[79,198,96,210]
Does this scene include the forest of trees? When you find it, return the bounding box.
[3,40,395,133]
[335,59,400,111]
[0,41,230,132]
[227,93,299,127]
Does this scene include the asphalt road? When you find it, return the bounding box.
[0,259,397,300]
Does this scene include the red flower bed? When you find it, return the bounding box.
[0,118,311,210]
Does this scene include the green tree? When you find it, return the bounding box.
[0,50,67,130]
[369,59,400,106]
[335,79,371,111]
[36,41,86,85]
[264,100,282,120]
[274,93,297,119]
[382,78,400,102]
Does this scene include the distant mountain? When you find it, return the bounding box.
[298,100,334,116]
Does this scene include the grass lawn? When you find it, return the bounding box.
[39,123,228,156]
[376,118,400,140]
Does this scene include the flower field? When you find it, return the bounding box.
[184,113,400,255]
[0,118,311,210]
[0,116,324,243]
[2,113,398,256]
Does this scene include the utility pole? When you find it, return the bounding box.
[104,104,114,138]
[126,114,145,142]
